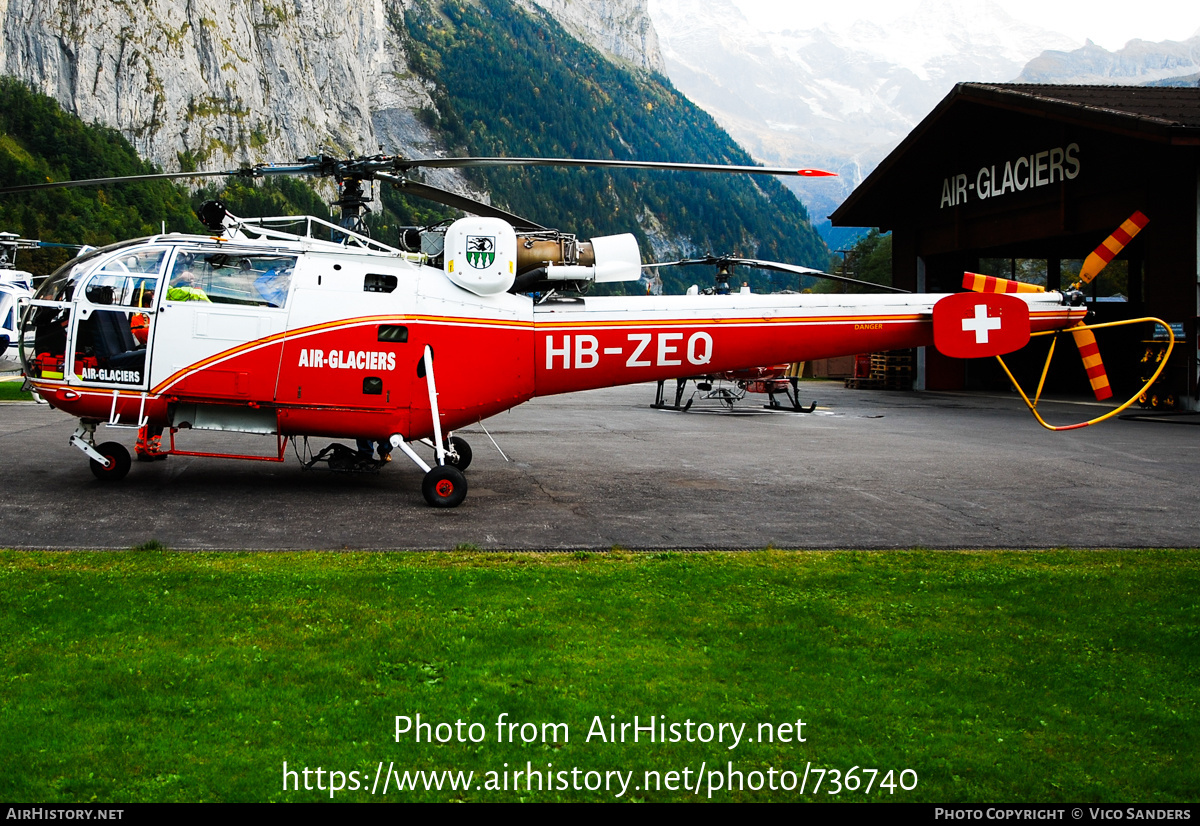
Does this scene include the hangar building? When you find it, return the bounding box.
[831,83,1200,410]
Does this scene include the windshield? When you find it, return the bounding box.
[32,240,153,304]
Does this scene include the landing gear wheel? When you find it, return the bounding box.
[444,436,472,471]
[422,465,468,508]
[89,442,131,481]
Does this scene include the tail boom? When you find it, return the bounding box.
[531,292,1085,397]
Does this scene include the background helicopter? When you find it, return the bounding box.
[645,254,908,412]
[0,233,38,372]
[4,154,1169,506]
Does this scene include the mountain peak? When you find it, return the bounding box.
[1017,35,1200,84]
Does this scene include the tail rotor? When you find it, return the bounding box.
[1077,211,1148,285]
[960,211,1169,425]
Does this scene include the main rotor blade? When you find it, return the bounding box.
[0,169,238,195]
[396,157,837,177]
[649,255,909,293]
[376,173,545,231]
[0,153,834,200]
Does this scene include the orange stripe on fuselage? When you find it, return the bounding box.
[534,313,925,331]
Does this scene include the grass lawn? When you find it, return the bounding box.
[0,548,1196,803]
[0,378,32,402]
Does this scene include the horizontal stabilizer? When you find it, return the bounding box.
[963,273,1045,294]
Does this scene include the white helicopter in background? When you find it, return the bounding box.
[1,233,44,372]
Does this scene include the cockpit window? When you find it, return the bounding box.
[167,251,296,308]
[84,274,159,308]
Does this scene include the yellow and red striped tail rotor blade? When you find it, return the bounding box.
[1070,324,1113,400]
[962,272,1045,294]
[1078,211,1149,284]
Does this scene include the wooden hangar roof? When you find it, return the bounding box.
[831,83,1200,230]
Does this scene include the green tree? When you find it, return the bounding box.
[0,78,201,273]
[821,229,892,293]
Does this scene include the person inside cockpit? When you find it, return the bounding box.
[167,260,210,302]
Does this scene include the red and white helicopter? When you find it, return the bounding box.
[5,156,1172,506]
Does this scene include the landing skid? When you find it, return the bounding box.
[652,378,694,411]
[764,378,818,413]
[653,377,816,413]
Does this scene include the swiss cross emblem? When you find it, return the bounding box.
[933,292,1030,358]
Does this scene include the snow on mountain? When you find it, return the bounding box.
[648,0,1080,241]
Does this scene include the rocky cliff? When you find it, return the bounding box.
[524,0,665,74]
[2,0,830,288]
[0,0,665,181]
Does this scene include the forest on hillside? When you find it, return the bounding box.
[0,77,202,274]
[400,0,830,293]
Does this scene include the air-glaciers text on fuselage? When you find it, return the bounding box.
[298,349,397,371]
[79,367,141,384]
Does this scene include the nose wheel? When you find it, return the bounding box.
[422,465,468,508]
[89,441,132,481]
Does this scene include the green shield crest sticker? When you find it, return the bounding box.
[466,235,496,269]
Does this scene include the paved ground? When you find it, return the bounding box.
[1,380,1197,550]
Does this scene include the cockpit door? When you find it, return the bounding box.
[67,249,166,392]
[147,248,295,401]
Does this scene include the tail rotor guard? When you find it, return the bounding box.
[995,317,1174,431]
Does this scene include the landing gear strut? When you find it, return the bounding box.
[391,344,471,508]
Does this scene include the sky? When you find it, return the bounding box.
[729,0,1200,52]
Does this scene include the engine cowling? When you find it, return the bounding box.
[443,217,517,296]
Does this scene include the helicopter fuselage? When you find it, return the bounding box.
[22,230,1087,438]
[19,223,1086,503]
